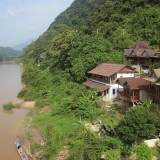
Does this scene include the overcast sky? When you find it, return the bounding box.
[0,0,74,47]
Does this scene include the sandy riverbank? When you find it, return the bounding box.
[20,101,35,109]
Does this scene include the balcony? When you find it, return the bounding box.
[92,77,115,84]
[117,89,139,102]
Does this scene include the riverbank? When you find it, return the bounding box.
[20,102,35,109]
[17,102,52,160]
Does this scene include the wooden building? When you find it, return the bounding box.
[122,49,160,73]
[144,69,160,105]
[83,63,135,100]
[116,77,150,106]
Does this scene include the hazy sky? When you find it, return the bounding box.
[0,0,74,47]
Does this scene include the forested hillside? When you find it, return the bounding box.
[20,0,160,159]
[0,46,22,61]
[23,0,160,81]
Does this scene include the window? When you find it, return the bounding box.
[113,89,115,95]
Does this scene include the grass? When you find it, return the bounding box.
[31,112,79,159]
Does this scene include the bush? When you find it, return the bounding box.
[117,106,156,144]
[136,143,152,160]
[105,149,121,160]
[35,99,48,108]
[3,102,14,110]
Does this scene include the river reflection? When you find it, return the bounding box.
[3,109,14,115]
[0,61,28,160]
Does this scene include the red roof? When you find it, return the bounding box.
[116,77,133,86]
[124,77,146,89]
[88,63,134,77]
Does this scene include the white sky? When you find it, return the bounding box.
[0,0,74,47]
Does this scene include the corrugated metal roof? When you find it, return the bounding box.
[143,77,157,83]
[83,80,110,92]
[88,63,134,77]
[154,69,160,78]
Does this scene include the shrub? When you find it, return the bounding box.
[3,102,14,110]
[105,149,121,160]
[117,106,156,144]
[136,143,152,160]
[35,99,47,108]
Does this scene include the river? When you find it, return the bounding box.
[0,61,28,160]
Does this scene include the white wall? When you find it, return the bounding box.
[117,73,134,79]
[105,84,123,99]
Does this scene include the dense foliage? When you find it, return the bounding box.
[19,0,160,159]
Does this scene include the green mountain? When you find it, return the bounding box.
[20,0,160,159]
[0,46,22,61]
[23,0,160,80]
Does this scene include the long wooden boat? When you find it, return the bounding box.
[15,141,29,160]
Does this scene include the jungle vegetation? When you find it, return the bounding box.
[19,0,160,159]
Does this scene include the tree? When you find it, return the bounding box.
[117,106,156,144]
[130,41,149,49]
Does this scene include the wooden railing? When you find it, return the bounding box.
[117,89,139,102]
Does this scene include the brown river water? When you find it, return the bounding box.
[0,61,28,160]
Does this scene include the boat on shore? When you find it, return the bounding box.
[15,141,29,160]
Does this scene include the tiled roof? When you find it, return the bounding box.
[116,77,134,86]
[123,49,132,56]
[83,80,110,92]
[88,63,133,77]
[133,49,144,56]
[147,49,158,57]
[123,49,159,57]
[124,77,146,89]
